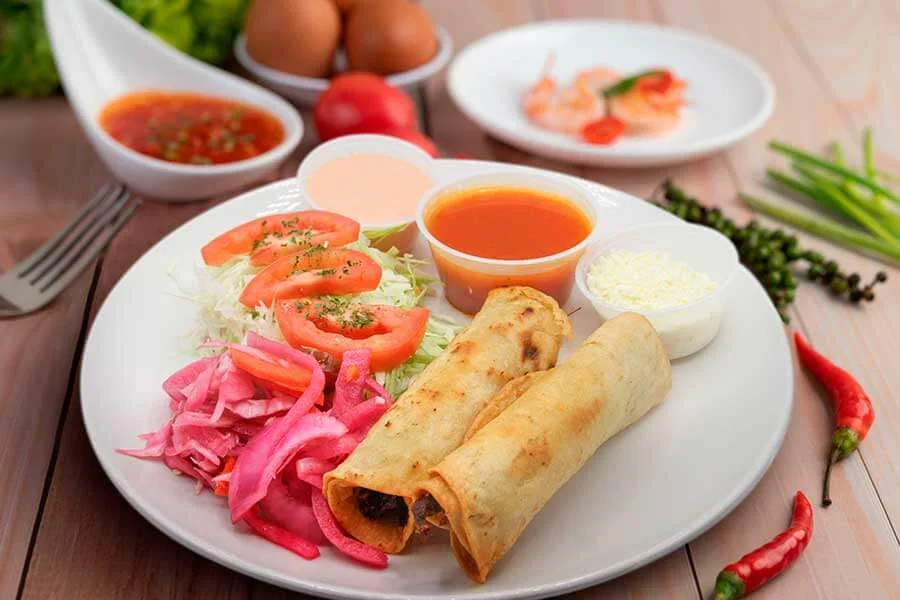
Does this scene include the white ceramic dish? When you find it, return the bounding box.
[575,223,739,359]
[447,20,775,167]
[235,26,454,107]
[298,135,438,253]
[44,0,303,202]
[80,160,792,599]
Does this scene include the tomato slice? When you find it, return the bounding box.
[275,300,429,372]
[240,248,381,308]
[581,116,626,145]
[229,346,312,393]
[201,211,361,267]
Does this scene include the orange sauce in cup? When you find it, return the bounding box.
[424,186,593,313]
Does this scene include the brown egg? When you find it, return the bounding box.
[344,0,438,75]
[244,0,341,78]
[331,0,369,17]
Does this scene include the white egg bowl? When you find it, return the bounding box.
[234,26,454,107]
[575,223,739,359]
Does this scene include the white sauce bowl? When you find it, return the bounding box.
[575,223,739,359]
[297,134,438,254]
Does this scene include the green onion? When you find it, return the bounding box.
[862,128,883,206]
[766,167,847,219]
[770,140,900,206]
[793,164,900,245]
[740,193,900,263]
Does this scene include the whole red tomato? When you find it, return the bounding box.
[377,127,439,157]
[314,73,417,141]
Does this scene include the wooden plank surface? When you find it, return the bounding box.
[0,99,108,600]
[3,0,900,598]
[654,1,900,598]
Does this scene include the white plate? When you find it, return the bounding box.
[80,160,792,599]
[447,21,775,167]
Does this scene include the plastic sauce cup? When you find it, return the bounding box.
[417,171,600,314]
[575,223,739,359]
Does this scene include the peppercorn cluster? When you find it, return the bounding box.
[653,180,887,322]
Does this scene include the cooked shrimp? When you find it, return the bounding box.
[522,54,606,134]
[609,71,686,136]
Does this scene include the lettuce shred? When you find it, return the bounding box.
[172,235,460,396]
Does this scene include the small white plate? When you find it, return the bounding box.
[235,26,454,107]
[448,20,775,167]
[80,160,792,599]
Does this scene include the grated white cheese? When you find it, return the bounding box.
[586,250,717,311]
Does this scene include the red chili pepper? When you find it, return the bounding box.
[580,116,626,145]
[714,491,813,600]
[794,332,875,507]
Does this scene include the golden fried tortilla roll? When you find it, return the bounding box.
[323,286,572,553]
[420,313,672,582]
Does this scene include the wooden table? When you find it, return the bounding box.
[3,1,899,598]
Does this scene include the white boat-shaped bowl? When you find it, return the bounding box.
[44,0,303,202]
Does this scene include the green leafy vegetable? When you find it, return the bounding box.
[0,0,60,97]
[112,0,248,65]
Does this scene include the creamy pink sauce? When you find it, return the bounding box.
[306,154,433,224]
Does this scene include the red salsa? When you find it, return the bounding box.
[99,91,285,165]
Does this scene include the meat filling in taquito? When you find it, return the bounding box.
[323,286,572,553]
[417,313,672,582]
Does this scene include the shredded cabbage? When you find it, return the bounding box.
[172,235,459,396]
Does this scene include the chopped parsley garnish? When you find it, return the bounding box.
[315,268,337,277]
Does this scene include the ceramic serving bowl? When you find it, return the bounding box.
[44,0,303,202]
[234,26,454,107]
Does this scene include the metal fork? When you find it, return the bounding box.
[0,183,140,318]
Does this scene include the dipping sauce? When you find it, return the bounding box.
[306,154,433,223]
[99,91,285,165]
[423,186,594,313]
[426,187,592,259]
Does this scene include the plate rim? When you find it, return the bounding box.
[80,164,793,600]
[447,19,776,166]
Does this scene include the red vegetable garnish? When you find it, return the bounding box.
[201,210,360,267]
[121,333,397,567]
[714,491,814,599]
[239,248,382,308]
[311,489,389,568]
[794,332,875,507]
[276,300,429,372]
[314,73,417,142]
[580,117,626,145]
[244,510,320,560]
[229,344,313,394]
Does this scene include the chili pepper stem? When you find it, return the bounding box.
[822,447,841,507]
